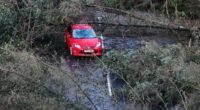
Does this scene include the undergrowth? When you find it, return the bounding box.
[0,0,84,51]
[103,42,200,110]
[0,44,86,110]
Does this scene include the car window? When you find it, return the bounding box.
[73,29,96,39]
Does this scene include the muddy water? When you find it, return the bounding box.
[103,36,176,51]
[64,58,122,110]
[62,36,177,110]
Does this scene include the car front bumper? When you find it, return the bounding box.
[71,47,102,57]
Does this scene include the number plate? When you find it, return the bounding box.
[84,50,94,53]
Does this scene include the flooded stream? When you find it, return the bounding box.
[61,35,177,110]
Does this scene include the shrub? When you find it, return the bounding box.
[103,42,200,109]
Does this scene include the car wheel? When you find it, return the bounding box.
[98,55,102,59]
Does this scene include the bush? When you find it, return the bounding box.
[103,42,200,109]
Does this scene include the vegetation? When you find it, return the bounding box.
[0,0,83,50]
[103,42,200,109]
[0,0,199,109]
[0,0,199,47]
[0,1,94,109]
[103,0,200,18]
[0,44,86,110]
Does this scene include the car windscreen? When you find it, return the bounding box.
[73,29,96,39]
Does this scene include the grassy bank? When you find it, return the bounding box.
[0,44,87,110]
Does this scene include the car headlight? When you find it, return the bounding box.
[96,42,101,48]
[74,44,81,49]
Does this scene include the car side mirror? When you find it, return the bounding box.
[65,32,71,38]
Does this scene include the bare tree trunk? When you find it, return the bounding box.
[175,3,178,18]
[150,0,154,11]
[165,0,169,18]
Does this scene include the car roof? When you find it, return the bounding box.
[71,24,92,30]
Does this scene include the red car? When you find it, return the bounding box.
[64,24,103,57]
